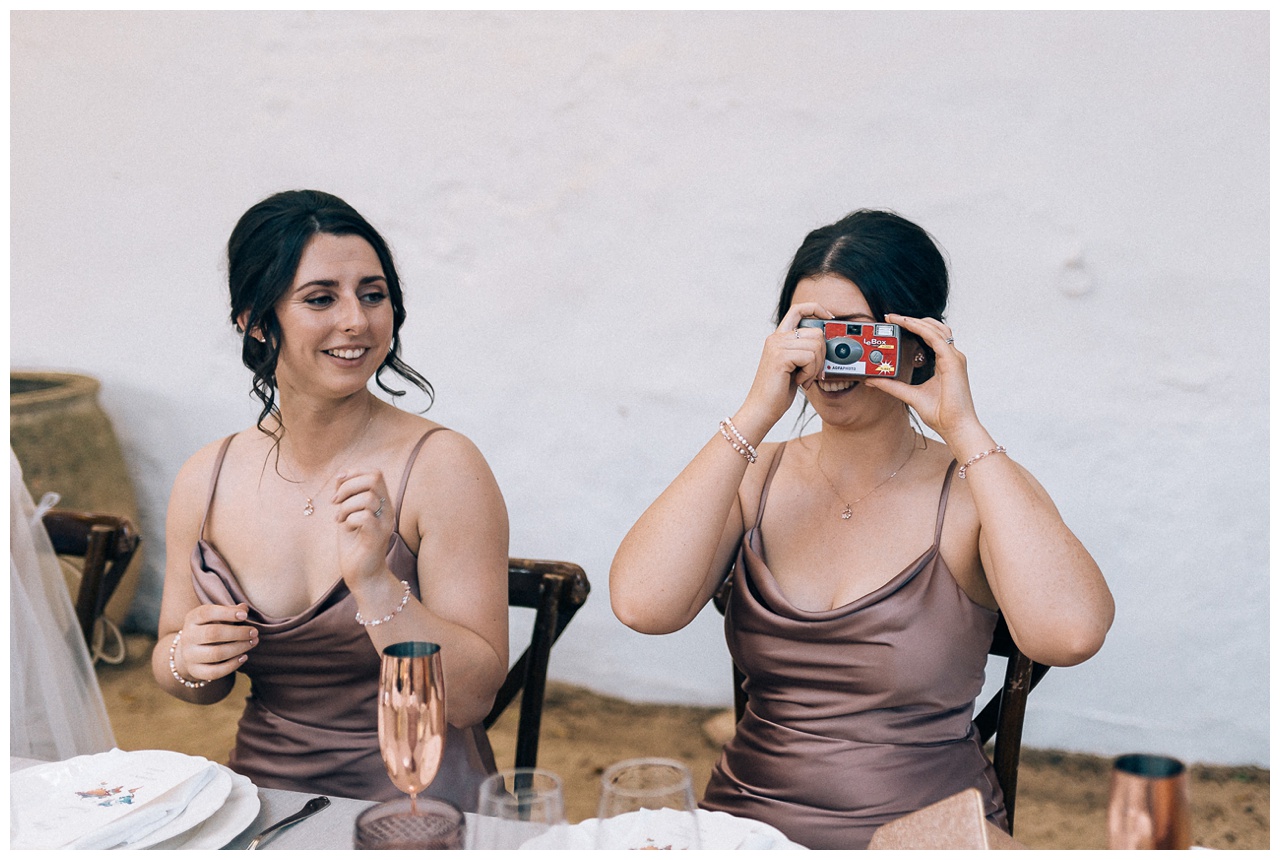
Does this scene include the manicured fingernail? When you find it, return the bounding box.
[239,655,248,663]
[236,610,247,621]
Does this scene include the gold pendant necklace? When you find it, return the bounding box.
[814,434,916,522]
[281,403,377,517]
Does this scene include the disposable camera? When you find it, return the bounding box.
[797,318,904,379]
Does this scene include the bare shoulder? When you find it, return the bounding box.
[165,432,250,547]
[170,434,242,506]
[387,414,507,554]
[390,416,491,477]
[388,414,503,509]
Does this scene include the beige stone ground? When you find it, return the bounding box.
[100,635,1268,849]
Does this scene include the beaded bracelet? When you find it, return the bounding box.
[355,580,412,627]
[169,630,209,689]
[718,417,758,464]
[958,445,1008,479]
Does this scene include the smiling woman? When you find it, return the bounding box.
[149,190,511,812]
[609,209,1115,849]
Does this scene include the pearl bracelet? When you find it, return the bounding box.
[958,445,1008,479]
[169,630,209,689]
[355,580,412,627]
[718,417,758,464]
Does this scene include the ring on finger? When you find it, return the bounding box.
[944,336,955,345]
[373,497,386,518]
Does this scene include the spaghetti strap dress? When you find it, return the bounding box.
[700,442,1007,848]
[190,428,498,808]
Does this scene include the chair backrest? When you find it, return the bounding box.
[972,613,1051,832]
[41,509,140,646]
[482,557,590,769]
[712,579,1048,834]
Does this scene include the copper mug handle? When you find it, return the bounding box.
[1107,754,1191,849]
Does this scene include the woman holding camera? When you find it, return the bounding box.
[151,190,509,809]
[610,209,1113,848]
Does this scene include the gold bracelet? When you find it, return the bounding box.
[718,417,758,464]
[169,630,209,689]
[958,445,1007,479]
[355,580,412,627]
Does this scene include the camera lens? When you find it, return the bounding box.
[826,337,862,365]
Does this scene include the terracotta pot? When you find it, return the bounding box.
[10,371,142,626]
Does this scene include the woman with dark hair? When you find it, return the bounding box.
[611,209,1113,848]
[152,190,509,810]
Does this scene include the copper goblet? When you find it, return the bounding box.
[1107,753,1191,849]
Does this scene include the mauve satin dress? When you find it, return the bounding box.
[190,430,497,809]
[700,445,1007,849]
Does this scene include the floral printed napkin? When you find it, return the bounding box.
[11,748,221,849]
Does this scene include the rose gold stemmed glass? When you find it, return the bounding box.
[355,641,460,849]
[379,641,447,806]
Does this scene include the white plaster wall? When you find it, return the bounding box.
[11,11,1267,766]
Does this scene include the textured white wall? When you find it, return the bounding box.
[11,11,1267,766]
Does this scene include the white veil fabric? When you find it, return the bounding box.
[10,448,116,760]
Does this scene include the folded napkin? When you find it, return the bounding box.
[11,748,221,849]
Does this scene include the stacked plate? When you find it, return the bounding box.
[11,749,260,850]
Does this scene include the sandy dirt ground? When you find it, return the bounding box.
[99,635,1267,849]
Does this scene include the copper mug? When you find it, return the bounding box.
[1107,754,1191,849]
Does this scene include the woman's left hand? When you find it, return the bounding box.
[863,314,982,447]
[332,470,395,588]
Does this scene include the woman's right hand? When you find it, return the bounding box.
[170,603,258,685]
[738,302,833,432]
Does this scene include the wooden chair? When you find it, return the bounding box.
[482,558,591,769]
[41,509,140,649]
[972,613,1051,832]
[713,582,1048,834]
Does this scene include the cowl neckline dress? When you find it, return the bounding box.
[190,428,496,809]
[700,442,1007,849]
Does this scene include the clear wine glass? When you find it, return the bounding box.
[469,767,567,849]
[354,641,460,849]
[595,757,702,850]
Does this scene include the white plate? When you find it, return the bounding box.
[11,748,225,850]
[518,808,808,850]
[147,766,260,850]
[128,764,232,848]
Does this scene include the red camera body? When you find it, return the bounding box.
[798,319,904,379]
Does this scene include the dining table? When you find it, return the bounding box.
[10,755,745,850]
[12,754,1010,850]
[11,756,767,851]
